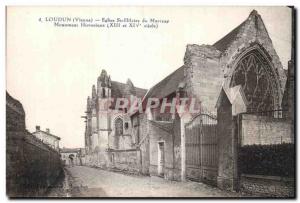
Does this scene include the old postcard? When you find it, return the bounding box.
[6,6,295,198]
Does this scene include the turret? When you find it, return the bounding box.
[92,85,96,99]
[87,96,91,112]
[125,78,136,96]
[98,70,109,87]
[97,69,111,98]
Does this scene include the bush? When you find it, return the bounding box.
[238,143,295,177]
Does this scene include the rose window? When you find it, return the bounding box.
[230,51,276,113]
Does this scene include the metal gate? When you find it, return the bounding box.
[185,113,218,185]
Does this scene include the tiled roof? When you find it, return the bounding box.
[110,80,147,110]
[111,81,126,98]
[213,10,259,52]
[213,20,246,52]
[135,87,148,99]
[144,65,185,100]
[33,130,61,140]
[111,81,147,99]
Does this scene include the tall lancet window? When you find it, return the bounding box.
[102,88,106,98]
[230,50,277,113]
[115,118,123,136]
[114,118,123,149]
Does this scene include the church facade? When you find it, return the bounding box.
[83,10,294,196]
[84,69,147,168]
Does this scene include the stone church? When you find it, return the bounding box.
[84,69,147,166]
[83,10,294,195]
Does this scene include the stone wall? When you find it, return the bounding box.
[240,114,293,145]
[110,149,141,173]
[216,91,237,191]
[135,113,150,175]
[237,114,294,197]
[240,174,294,197]
[6,93,25,131]
[8,132,63,197]
[6,92,62,197]
[219,11,286,100]
[184,44,223,113]
[148,116,181,181]
[83,151,110,169]
[83,148,144,174]
[83,113,150,175]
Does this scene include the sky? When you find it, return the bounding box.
[6,6,292,148]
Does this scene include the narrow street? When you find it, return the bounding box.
[47,165,241,198]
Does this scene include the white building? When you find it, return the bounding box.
[32,126,60,151]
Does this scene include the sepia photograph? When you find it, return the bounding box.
[6,6,295,198]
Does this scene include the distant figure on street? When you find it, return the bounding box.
[69,154,74,167]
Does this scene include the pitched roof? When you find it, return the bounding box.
[144,65,186,100]
[111,81,126,98]
[213,10,259,52]
[135,87,148,99]
[149,120,173,133]
[25,130,60,152]
[213,21,246,52]
[111,81,147,99]
[33,130,61,140]
[110,81,147,110]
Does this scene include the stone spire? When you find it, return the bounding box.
[92,85,96,99]
[107,76,111,87]
[98,69,110,87]
[87,96,91,111]
[125,78,136,95]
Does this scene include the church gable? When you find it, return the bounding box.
[216,10,287,111]
[180,10,287,114]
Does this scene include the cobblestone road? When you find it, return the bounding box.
[49,165,241,198]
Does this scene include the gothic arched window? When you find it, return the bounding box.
[102,88,106,98]
[230,50,277,113]
[115,118,123,136]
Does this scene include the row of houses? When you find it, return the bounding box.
[30,126,87,167]
[82,10,294,196]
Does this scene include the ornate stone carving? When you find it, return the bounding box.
[230,49,279,112]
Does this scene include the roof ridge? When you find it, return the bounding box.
[144,65,185,100]
[153,65,185,88]
[213,20,247,52]
[111,80,147,91]
[213,10,262,52]
[34,130,61,140]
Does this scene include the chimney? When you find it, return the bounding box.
[36,126,40,131]
[46,128,50,133]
